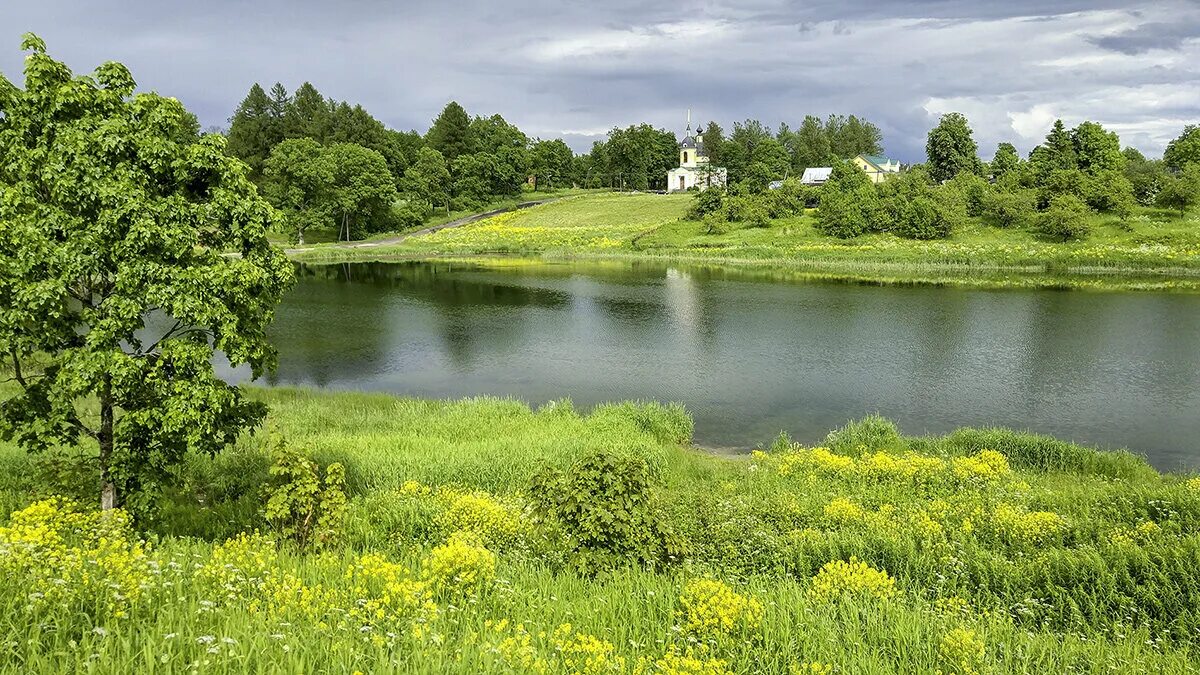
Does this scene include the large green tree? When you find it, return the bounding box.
[925,112,982,182]
[226,82,284,180]
[263,138,331,244]
[321,143,398,241]
[530,139,575,190]
[0,35,293,511]
[1071,121,1124,175]
[405,147,452,213]
[990,143,1021,179]
[426,101,473,163]
[1164,125,1200,171]
[789,115,833,171]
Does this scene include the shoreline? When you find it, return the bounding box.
[288,249,1200,292]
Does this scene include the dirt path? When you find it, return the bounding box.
[284,198,560,256]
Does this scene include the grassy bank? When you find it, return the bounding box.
[2,388,1199,672]
[291,193,1200,290]
[268,188,601,247]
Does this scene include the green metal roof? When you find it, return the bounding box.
[859,154,898,170]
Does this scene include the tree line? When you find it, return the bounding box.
[225,84,575,241]
[687,115,1200,242]
[578,115,884,192]
[225,83,890,238]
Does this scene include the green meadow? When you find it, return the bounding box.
[291,193,1200,290]
[2,387,1199,673]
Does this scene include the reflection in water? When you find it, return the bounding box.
[221,260,1200,471]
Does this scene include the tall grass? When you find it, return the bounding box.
[1,389,1198,673]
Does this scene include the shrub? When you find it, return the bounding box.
[1157,164,1200,214]
[815,161,880,238]
[1037,194,1092,241]
[437,489,526,548]
[687,187,725,220]
[824,415,904,456]
[893,195,952,239]
[946,171,993,217]
[816,190,871,238]
[262,436,347,550]
[530,450,681,574]
[982,188,1037,227]
[724,196,770,228]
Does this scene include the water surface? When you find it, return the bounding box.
[221,260,1200,471]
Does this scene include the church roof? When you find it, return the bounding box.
[679,134,701,150]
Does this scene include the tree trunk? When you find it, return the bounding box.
[99,376,116,510]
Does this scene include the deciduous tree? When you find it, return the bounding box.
[925,112,982,182]
[0,35,293,512]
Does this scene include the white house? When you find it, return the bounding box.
[667,114,727,193]
[800,167,833,186]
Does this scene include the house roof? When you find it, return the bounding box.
[858,154,898,170]
[800,167,833,183]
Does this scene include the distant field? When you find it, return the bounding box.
[292,192,1200,289]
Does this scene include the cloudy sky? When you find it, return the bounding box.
[2,1,1198,161]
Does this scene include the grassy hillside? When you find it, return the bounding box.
[2,388,1199,673]
[292,193,1200,289]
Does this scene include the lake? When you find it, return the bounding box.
[220,260,1200,471]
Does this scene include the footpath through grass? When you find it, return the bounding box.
[291,193,1200,290]
[1,388,1199,673]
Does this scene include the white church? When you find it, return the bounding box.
[667,113,727,193]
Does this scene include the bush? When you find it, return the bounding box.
[262,436,348,550]
[1037,194,1092,241]
[724,196,770,228]
[982,189,1037,228]
[1157,164,1200,214]
[530,450,682,575]
[687,187,725,220]
[763,179,810,218]
[946,171,993,217]
[815,161,880,238]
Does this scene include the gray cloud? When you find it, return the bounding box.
[1089,20,1200,55]
[1,1,1198,162]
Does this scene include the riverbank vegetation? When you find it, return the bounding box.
[292,192,1200,289]
[2,388,1199,672]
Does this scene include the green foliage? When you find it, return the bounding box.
[321,143,399,240]
[588,123,678,191]
[1163,124,1200,171]
[687,186,725,220]
[425,101,473,163]
[0,35,293,513]
[1087,170,1136,219]
[1038,195,1092,241]
[724,195,770,228]
[982,188,1037,228]
[1123,147,1166,206]
[816,162,880,238]
[989,142,1021,179]
[1072,121,1125,175]
[945,171,993,217]
[262,435,347,549]
[925,112,982,182]
[405,147,453,213]
[1156,164,1200,214]
[530,450,680,575]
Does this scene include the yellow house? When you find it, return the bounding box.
[852,154,902,183]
